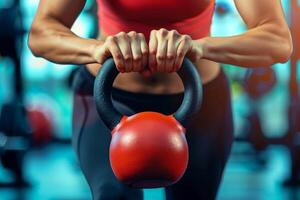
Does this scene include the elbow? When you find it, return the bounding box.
[272,39,293,64]
[270,30,293,64]
[28,39,39,58]
[28,24,44,57]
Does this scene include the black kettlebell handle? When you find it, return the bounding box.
[94,58,202,130]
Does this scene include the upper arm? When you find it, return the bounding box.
[33,0,86,28]
[234,0,288,29]
[234,0,292,63]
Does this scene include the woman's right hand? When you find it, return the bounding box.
[93,31,150,75]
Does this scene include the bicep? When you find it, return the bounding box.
[234,0,288,28]
[34,0,86,28]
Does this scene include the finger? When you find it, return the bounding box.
[149,30,158,72]
[106,36,125,72]
[139,33,149,72]
[166,31,179,73]
[156,29,169,72]
[174,38,191,72]
[128,32,143,72]
[117,32,133,72]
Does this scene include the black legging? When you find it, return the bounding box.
[72,67,234,200]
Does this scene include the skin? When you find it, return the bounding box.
[28,0,292,94]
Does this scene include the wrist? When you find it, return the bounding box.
[188,39,205,63]
[194,38,208,59]
[89,39,105,63]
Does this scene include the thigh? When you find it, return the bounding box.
[165,76,234,200]
[166,129,233,200]
[72,95,143,200]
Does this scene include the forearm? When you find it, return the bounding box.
[199,24,292,67]
[28,17,102,65]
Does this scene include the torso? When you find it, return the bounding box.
[87,0,220,94]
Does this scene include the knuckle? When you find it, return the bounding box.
[171,29,179,34]
[157,54,165,60]
[106,36,115,43]
[133,55,142,61]
[169,30,179,37]
[118,32,128,40]
[159,28,168,36]
[128,31,138,37]
[150,29,158,35]
[150,30,158,38]
[142,49,149,55]
[159,28,168,32]
[167,54,175,60]
[123,53,132,61]
[149,48,157,55]
[118,31,126,37]
[137,33,145,39]
[182,35,192,42]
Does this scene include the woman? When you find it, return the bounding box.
[28,0,292,199]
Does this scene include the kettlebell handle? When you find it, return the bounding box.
[94,58,203,130]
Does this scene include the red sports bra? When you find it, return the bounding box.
[97,0,215,40]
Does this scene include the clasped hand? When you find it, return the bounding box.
[93,28,203,76]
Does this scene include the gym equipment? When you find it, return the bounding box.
[0,1,31,188]
[236,65,277,150]
[27,108,53,146]
[0,102,32,140]
[0,101,32,188]
[0,0,24,100]
[245,110,268,151]
[243,67,277,99]
[236,67,276,153]
[94,58,202,188]
[236,0,300,186]
[0,131,30,188]
[0,132,29,153]
[283,0,300,186]
[215,1,231,16]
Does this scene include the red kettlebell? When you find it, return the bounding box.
[94,58,202,188]
[27,109,53,146]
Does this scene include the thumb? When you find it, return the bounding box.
[94,44,111,65]
[187,46,202,63]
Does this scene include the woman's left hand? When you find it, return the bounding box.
[148,28,203,73]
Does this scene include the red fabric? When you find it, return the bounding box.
[97,0,215,40]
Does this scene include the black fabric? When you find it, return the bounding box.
[72,66,234,200]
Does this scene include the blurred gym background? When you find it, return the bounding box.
[0,0,299,199]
